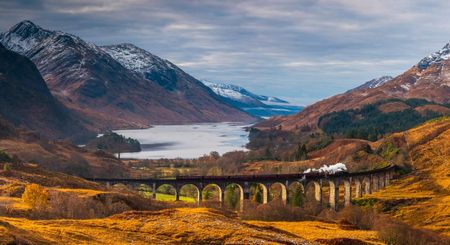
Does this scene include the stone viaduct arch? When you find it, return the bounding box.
[88,165,396,211]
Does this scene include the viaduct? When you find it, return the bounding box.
[87,165,396,210]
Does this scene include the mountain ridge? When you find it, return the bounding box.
[202,80,303,118]
[202,80,290,105]
[0,20,255,136]
[0,43,93,142]
[255,42,450,131]
[346,75,393,92]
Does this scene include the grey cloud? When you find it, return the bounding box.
[0,0,449,104]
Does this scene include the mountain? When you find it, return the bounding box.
[100,43,254,121]
[100,43,185,91]
[0,43,93,142]
[202,81,266,107]
[347,75,393,92]
[417,43,450,70]
[202,80,289,106]
[202,80,303,118]
[255,42,450,131]
[0,21,254,134]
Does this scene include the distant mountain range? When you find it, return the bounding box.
[0,20,255,141]
[255,41,450,131]
[202,80,303,118]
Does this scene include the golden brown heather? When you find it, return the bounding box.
[0,208,310,244]
[361,117,450,236]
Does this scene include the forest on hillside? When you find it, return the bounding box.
[318,99,449,141]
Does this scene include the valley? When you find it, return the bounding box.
[0,4,450,244]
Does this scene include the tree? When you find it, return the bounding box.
[22,184,49,211]
[290,188,304,207]
[224,184,240,209]
[264,147,273,160]
[3,163,11,171]
[86,132,141,160]
[253,186,263,203]
[0,151,12,163]
[209,151,220,160]
[294,144,308,161]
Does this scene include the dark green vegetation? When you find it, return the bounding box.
[244,99,449,165]
[86,132,141,155]
[247,126,331,161]
[318,99,449,141]
[0,151,12,163]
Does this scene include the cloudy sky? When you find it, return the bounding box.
[1,0,450,105]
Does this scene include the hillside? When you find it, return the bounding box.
[0,159,382,245]
[318,99,450,141]
[358,117,450,236]
[0,208,313,244]
[0,122,129,178]
[243,117,450,180]
[256,42,450,131]
[0,44,93,143]
[0,21,254,134]
[0,162,159,221]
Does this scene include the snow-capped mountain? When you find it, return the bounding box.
[203,81,289,106]
[256,42,450,131]
[202,80,302,118]
[0,20,53,53]
[101,43,174,73]
[202,81,265,107]
[0,20,254,133]
[101,43,183,90]
[418,43,450,70]
[347,75,393,92]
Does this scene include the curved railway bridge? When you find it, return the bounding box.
[87,165,397,210]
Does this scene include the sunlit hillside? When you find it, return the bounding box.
[359,117,450,236]
[248,220,383,244]
[1,120,450,244]
[0,208,309,244]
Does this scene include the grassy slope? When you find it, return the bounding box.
[155,193,195,202]
[0,208,308,244]
[359,117,450,236]
[0,163,377,244]
[248,220,383,244]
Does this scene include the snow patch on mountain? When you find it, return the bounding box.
[202,80,303,117]
[100,43,177,74]
[202,80,258,104]
[348,76,393,92]
[400,84,411,91]
[0,21,52,54]
[0,20,107,68]
[418,43,450,70]
[203,80,289,105]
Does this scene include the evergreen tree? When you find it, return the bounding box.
[224,184,239,209]
[294,144,308,161]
